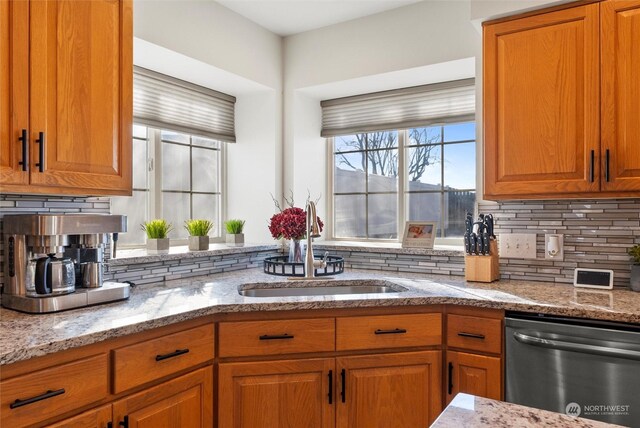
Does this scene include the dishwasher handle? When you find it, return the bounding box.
[513,331,640,361]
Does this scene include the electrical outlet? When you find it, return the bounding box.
[498,233,537,259]
[545,234,564,260]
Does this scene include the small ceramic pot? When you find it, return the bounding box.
[188,236,209,251]
[631,264,640,292]
[226,233,245,247]
[147,238,170,254]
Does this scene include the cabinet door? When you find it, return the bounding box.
[112,366,213,428]
[218,358,334,428]
[484,4,600,198]
[28,0,132,195]
[601,0,640,192]
[336,351,442,428]
[446,351,501,405]
[46,404,112,428]
[0,0,29,186]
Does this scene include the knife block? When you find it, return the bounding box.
[465,240,500,282]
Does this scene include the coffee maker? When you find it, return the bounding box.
[3,214,130,313]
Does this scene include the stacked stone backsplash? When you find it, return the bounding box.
[1,194,638,290]
[0,194,111,290]
[314,245,465,277]
[478,199,640,287]
[107,247,281,286]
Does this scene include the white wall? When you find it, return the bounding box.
[133,0,283,244]
[470,0,571,24]
[283,0,480,234]
[134,0,282,89]
[229,91,282,242]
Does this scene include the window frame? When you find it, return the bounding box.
[327,121,476,245]
[117,124,226,248]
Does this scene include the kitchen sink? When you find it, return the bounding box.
[238,280,407,297]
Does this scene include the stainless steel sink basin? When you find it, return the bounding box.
[238,280,407,297]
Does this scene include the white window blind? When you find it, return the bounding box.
[321,78,475,137]
[133,66,236,142]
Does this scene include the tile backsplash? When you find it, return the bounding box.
[478,199,640,287]
[1,194,638,290]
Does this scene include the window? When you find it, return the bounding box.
[331,121,476,241]
[113,68,234,247]
[111,125,223,246]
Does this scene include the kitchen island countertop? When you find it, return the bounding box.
[2,268,639,365]
[432,393,623,428]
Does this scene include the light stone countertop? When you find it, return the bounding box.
[1,268,640,365]
[431,393,623,428]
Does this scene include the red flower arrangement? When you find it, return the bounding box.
[268,206,324,241]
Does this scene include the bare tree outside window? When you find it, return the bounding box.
[336,130,439,181]
[332,122,476,240]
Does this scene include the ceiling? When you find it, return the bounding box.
[216,0,422,36]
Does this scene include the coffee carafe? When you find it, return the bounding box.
[26,255,76,296]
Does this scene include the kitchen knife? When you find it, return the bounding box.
[478,233,486,255]
[486,214,496,239]
[464,233,471,255]
[469,233,477,255]
[482,232,490,255]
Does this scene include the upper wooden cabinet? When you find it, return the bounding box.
[0,0,132,196]
[483,0,640,199]
[601,0,640,192]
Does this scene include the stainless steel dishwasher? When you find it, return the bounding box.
[505,312,640,427]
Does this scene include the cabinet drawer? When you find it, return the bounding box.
[1,354,108,428]
[219,318,335,357]
[336,313,441,351]
[113,323,214,394]
[446,314,502,354]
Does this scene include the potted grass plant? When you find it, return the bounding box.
[142,219,173,253]
[224,219,245,247]
[185,219,214,251]
[629,244,640,291]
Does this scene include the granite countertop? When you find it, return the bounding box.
[432,393,622,428]
[2,268,640,365]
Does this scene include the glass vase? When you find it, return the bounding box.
[288,239,305,263]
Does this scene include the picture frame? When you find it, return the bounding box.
[402,221,437,249]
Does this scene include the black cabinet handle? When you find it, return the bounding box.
[119,416,129,428]
[589,149,595,183]
[18,129,28,171]
[259,333,294,340]
[9,388,65,409]
[340,369,346,403]
[605,149,610,182]
[35,131,45,172]
[374,328,407,335]
[155,348,189,361]
[328,370,333,404]
[457,332,485,340]
[107,422,113,428]
[448,362,454,395]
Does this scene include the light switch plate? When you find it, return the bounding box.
[498,233,537,259]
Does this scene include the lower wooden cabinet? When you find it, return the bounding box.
[337,351,442,428]
[46,367,214,428]
[218,358,334,428]
[446,351,501,404]
[218,351,442,428]
[46,404,112,428]
[113,366,214,428]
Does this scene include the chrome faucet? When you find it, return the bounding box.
[304,201,328,279]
